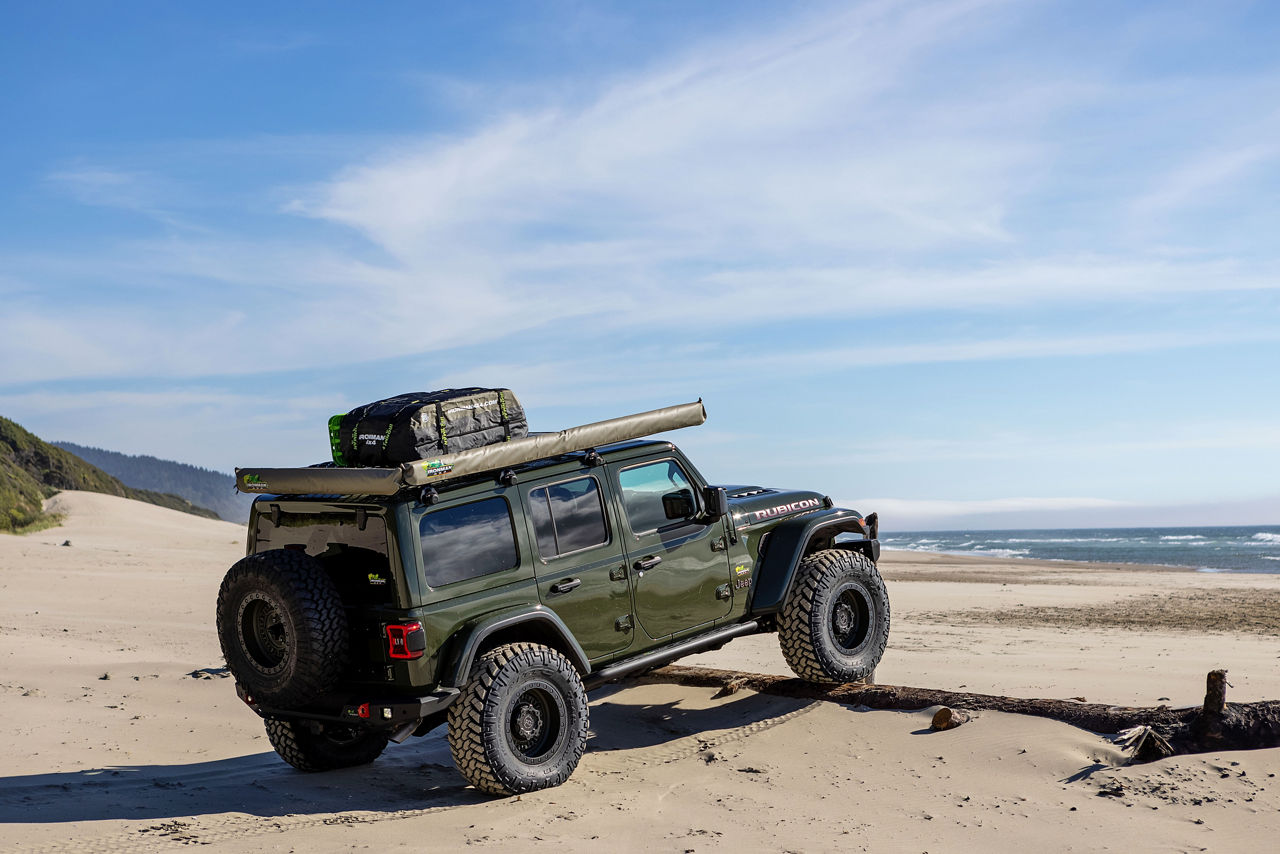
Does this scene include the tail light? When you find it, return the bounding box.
[385,622,427,660]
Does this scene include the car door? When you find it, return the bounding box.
[611,457,733,641]
[524,474,633,661]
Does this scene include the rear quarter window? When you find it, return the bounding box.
[419,497,519,587]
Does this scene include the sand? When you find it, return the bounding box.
[3,491,1279,852]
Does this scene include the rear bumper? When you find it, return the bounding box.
[235,681,459,731]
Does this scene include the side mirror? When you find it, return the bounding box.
[662,488,696,520]
[700,486,728,522]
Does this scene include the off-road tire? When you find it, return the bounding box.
[447,642,589,796]
[264,717,388,772]
[778,549,890,683]
[216,549,348,707]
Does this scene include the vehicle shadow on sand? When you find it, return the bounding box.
[0,685,811,825]
[0,736,483,825]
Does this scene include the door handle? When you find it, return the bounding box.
[549,578,582,595]
[633,555,662,573]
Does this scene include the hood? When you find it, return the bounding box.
[721,485,828,530]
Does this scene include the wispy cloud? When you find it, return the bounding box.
[1132,143,1278,220]
[7,0,1277,389]
[815,419,1280,468]
[296,0,1034,264]
[46,166,193,228]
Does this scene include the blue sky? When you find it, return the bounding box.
[2,0,1278,529]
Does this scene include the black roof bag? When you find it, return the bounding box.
[329,388,527,467]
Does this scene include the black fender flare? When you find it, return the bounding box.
[439,605,592,689]
[747,508,879,616]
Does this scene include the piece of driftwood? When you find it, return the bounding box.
[1203,669,1228,715]
[930,707,970,731]
[1117,725,1175,763]
[645,665,1280,762]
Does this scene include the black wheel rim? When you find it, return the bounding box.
[239,593,289,672]
[506,681,564,764]
[829,582,871,654]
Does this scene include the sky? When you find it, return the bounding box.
[2,0,1278,530]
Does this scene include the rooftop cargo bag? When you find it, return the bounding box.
[329,388,526,467]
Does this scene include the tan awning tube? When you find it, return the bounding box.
[401,400,706,486]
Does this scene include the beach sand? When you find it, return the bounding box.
[3,492,1278,852]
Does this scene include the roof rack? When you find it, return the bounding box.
[235,400,705,497]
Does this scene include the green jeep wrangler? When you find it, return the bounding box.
[216,404,888,796]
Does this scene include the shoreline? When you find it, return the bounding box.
[881,546,1198,575]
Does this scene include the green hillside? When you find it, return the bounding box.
[1,416,221,532]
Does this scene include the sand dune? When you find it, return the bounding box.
[3,492,1278,852]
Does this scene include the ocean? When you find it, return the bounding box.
[882,526,1280,573]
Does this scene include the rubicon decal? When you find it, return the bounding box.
[749,498,822,522]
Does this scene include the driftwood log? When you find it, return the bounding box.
[645,665,1280,762]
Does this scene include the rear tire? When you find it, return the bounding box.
[216,550,348,707]
[447,643,589,796]
[265,718,388,772]
[778,549,890,683]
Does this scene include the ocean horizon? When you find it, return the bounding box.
[883,525,1280,574]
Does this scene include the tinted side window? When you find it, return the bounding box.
[419,497,518,587]
[529,477,608,558]
[617,460,695,534]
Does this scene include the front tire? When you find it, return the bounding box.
[778,549,890,683]
[447,643,589,796]
[265,718,388,771]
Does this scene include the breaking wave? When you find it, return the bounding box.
[968,547,1031,558]
[883,526,1280,572]
[1003,537,1125,544]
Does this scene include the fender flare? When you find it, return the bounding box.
[439,605,592,688]
[747,508,878,616]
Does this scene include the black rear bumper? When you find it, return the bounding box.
[235,682,459,731]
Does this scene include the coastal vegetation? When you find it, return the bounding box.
[0,416,219,532]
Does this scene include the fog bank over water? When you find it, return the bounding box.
[852,494,1280,532]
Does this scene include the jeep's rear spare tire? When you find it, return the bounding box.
[778,548,890,683]
[216,549,348,707]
